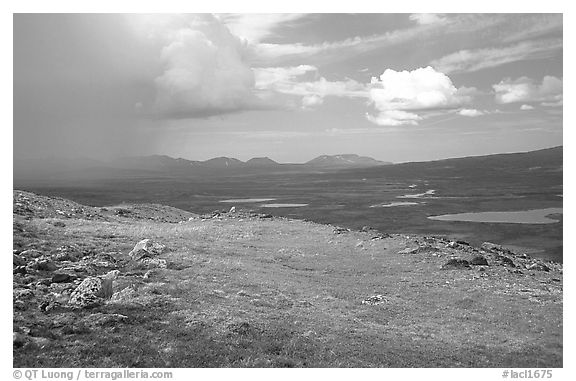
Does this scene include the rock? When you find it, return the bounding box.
[51,273,74,283]
[52,245,83,262]
[20,249,43,258]
[13,332,28,348]
[13,288,35,301]
[111,286,137,302]
[398,247,418,255]
[446,241,459,248]
[129,239,167,261]
[361,294,387,306]
[52,221,66,227]
[30,259,58,272]
[13,254,26,267]
[495,255,516,267]
[441,258,471,270]
[229,206,236,213]
[527,263,551,272]
[140,258,167,269]
[13,266,27,275]
[481,242,513,255]
[36,278,52,287]
[68,270,119,308]
[470,255,489,266]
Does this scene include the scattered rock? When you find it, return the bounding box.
[495,255,516,267]
[13,254,26,267]
[20,249,43,258]
[51,273,74,283]
[527,263,551,272]
[140,258,167,269]
[481,242,513,255]
[470,255,489,266]
[129,239,167,261]
[111,286,137,302]
[13,266,27,275]
[333,227,350,234]
[30,259,58,272]
[68,270,119,308]
[441,258,471,270]
[362,294,387,306]
[13,332,28,348]
[13,288,35,301]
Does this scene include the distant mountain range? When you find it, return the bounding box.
[107,154,390,171]
[14,147,562,183]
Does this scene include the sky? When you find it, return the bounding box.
[13,13,563,163]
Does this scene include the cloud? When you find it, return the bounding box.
[409,14,447,25]
[366,66,475,126]
[430,39,562,74]
[254,65,318,91]
[217,14,306,43]
[302,95,324,108]
[493,76,562,105]
[248,14,556,67]
[520,104,534,111]
[152,14,263,118]
[254,66,366,108]
[458,109,485,117]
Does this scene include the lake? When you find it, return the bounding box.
[261,203,309,208]
[220,198,276,203]
[428,208,563,224]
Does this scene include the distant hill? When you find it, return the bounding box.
[306,154,391,168]
[245,157,279,167]
[350,146,563,179]
[201,157,245,169]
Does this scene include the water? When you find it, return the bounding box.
[261,203,309,208]
[220,198,276,203]
[398,189,436,199]
[370,202,420,208]
[428,208,563,224]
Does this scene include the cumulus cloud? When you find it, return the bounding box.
[430,39,562,74]
[520,104,534,110]
[366,66,475,126]
[458,109,485,117]
[302,95,324,108]
[409,14,447,25]
[150,14,263,118]
[493,76,562,105]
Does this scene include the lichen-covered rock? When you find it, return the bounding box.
[68,270,119,308]
[128,239,166,260]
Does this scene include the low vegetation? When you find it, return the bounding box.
[13,191,562,367]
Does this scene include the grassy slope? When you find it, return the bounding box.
[13,191,562,368]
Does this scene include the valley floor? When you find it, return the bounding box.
[13,191,562,367]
